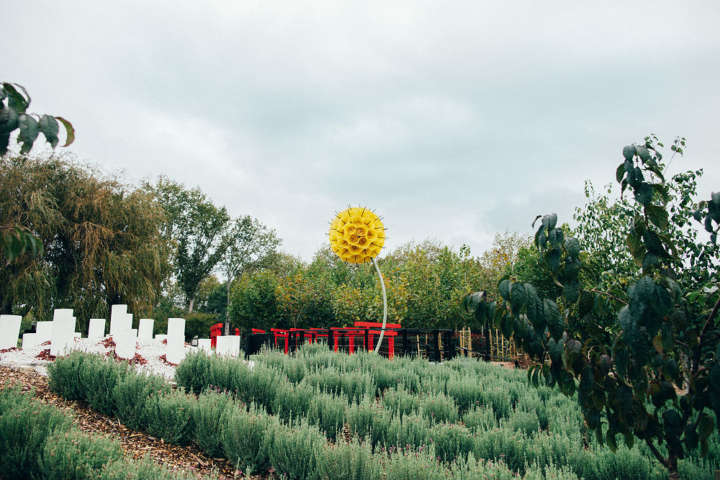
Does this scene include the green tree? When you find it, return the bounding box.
[1,82,75,265]
[220,215,280,333]
[150,178,231,312]
[465,136,720,479]
[0,155,170,329]
[228,270,279,330]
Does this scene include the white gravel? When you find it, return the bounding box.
[0,336,201,380]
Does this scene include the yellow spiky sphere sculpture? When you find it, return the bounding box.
[329,207,385,264]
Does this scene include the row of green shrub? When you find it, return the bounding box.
[0,384,210,480]
[47,352,584,480]
[174,347,720,480]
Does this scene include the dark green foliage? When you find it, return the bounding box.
[465,136,720,477]
[267,421,325,480]
[183,312,218,342]
[97,457,202,480]
[174,351,213,395]
[384,449,449,480]
[0,391,72,479]
[307,391,347,440]
[113,373,169,431]
[221,404,275,473]
[0,82,74,156]
[193,391,232,457]
[82,357,127,416]
[47,351,92,402]
[429,423,474,462]
[144,389,195,446]
[314,439,382,480]
[273,382,314,422]
[38,430,122,480]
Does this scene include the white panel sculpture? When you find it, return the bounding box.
[88,318,106,341]
[22,333,40,349]
[166,317,186,364]
[114,330,135,359]
[0,314,22,350]
[50,310,76,357]
[36,321,53,343]
[197,338,211,353]
[215,335,240,357]
[109,305,129,337]
[138,319,154,344]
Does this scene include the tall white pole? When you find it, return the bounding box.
[372,257,387,354]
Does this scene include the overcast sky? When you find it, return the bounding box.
[4,1,720,261]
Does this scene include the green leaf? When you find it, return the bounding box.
[563,281,580,303]
[634,182,653,205]
[0,132,9,156]
[525,284,544,330]
[636,145,651,162]
[544,299,562,339]
[55,116,75,147]
[643,230,667,257]
[17,114,39,154]
[2,83,29,113]
[509,282,527,314]
[498,279,511,301]
[645,204,669,230]
[615,163,626,183]
[463,291,485,314]
[38,114,59,148]
[564,237,580,258]
[622,145,636,161]
[542,213,558,230]
[0,105,19,133]
[698,412,714,443]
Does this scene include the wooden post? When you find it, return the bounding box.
[714,470,719,480]
[488,328,493,360]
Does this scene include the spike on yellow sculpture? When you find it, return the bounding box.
[329,207,385,264]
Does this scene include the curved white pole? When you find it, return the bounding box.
[372,257,387,354]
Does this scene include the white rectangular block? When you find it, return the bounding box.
[197,338,211,353]
[166,318,186,364]
[109,305,129,337]
[36,321,53,343]
[167,318,185,345]
[166,343,186,364]
[88,318,105,341]
[114,330,135,359]
[215,336,240,357]
[50,316,75,356]
[138,319,154,344]
[0,314,22,350]
[22,333,40,349]
[53,309,74,322]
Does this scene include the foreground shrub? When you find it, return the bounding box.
[38,430,123,480]
[82,358,128,416]
[0,393,72,479]
[144,389,195,446]
[221,404,275,473]
[113,372,169,431]
[307,390,347,440]
[193,391,232,457]
[315,439,382,480]
[267,421,325,480]
[430,423,475,462]
[98,456,202,480]
[174,351,213,395]
[47,352,93,402]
